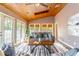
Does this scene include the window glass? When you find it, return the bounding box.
[21,23,26,42]
[30,32,53,41]
[16,20,22,43]
[16,20,26,43]
[0,14,2,48]
[68,13,79,36]
[0,14,1,32]
[4,16,13,44]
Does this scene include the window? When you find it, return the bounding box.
[0,14,1,32]
[16,20,26,43]
[21,23,26,42]
[0,13,2,48]
[29,24,53,34]
[0,12,27,48]
[68,13,79,36]
[16,20,22,43]
[4,16,13,44]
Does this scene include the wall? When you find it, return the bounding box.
[55,3,79,48]
[30,16,54,24]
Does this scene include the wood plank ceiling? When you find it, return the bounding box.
[0,3,67,21]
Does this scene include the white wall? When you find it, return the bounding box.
[30,16,54,24]
[55,3,79,48]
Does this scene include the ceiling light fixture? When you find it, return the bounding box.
[34,3,40,7]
